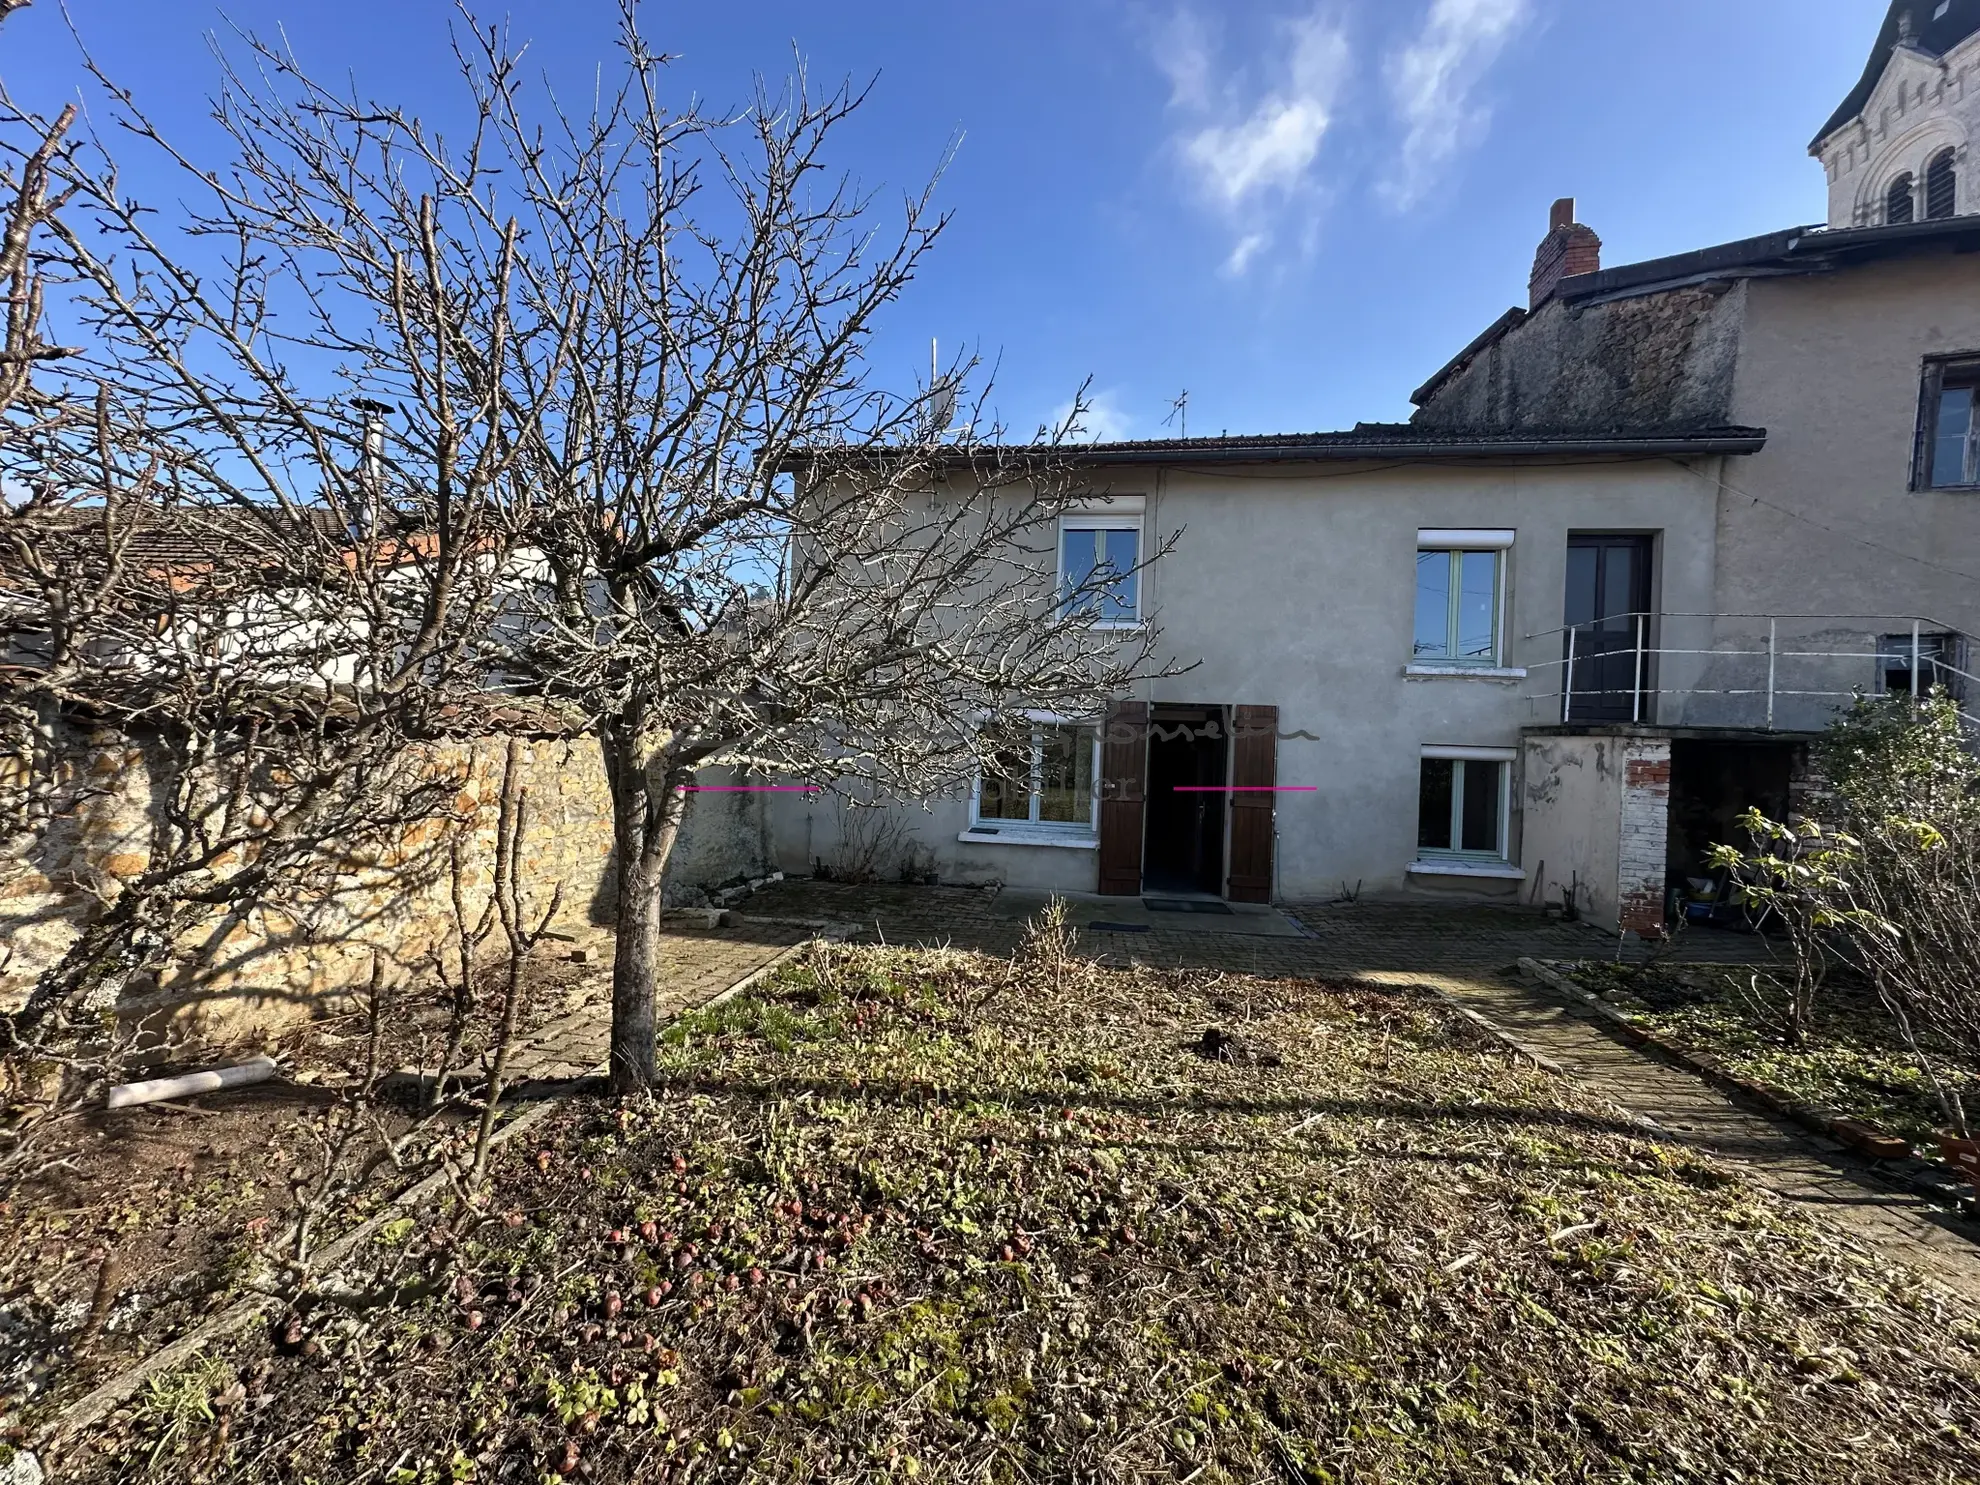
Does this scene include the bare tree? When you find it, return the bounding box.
[0,29,521,1047]
[29,6,1172,1091]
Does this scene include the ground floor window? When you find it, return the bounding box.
[973,723,1098,835]
[1417,749,1512,861]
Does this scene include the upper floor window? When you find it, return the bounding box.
[1878,631,1965,699]
[1413,530,1511,666]
[1888,172,1916,225]
[1060,507,1141,626]
[1926,149,1959,220]
[1917,356,1980,489]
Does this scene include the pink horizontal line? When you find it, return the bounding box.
[675,785,815,793]
[1174,786,1318,793]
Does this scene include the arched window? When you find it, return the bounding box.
[1926,148,1959,219]
[1888,172,1917,225]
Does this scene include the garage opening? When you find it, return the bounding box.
[1143,705,1228,897]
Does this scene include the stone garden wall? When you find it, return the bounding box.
[0,719,769,1039]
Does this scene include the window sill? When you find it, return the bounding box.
[1408,858,1526,881]
[1401,859,1520,883]
[958,830,1100,851]
[1404,664,1527,682]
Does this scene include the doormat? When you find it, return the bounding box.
[1144,899,1235,915]
[1090,922,1152,934]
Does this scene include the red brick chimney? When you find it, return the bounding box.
[1529,197,1603,309]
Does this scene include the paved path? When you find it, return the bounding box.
[1371,963,1980,1301]
[738,880,1770,976]
[501,916,818,1083]
[734,881,1980,1298]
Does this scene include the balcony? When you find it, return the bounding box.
[1518,613,1980,735]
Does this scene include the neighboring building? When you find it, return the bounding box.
[1813,0,1980,228]
[766,8,1980,935]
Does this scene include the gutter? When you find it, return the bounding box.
[1037,432,1770,466]
[781,432,1767,474]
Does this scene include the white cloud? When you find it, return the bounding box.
[1224,232,1268,276]
[1052,389,1134,444]
[1152,6,1351,275]
[1381,0,1530,211]
[1147,7,1215,112]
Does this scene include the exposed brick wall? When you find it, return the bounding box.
[1528,199,1604,309]
[1617,738,1673,936]
[1785,742,1829,823]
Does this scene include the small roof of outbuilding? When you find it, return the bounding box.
[1815,0,1980,148]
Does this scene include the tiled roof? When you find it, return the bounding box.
[0,505,396,602]
[788,426,1768,470]
[1552,214,1980,306]
[1816,0,1980,146]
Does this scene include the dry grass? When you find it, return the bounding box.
[47,944,1980,1484]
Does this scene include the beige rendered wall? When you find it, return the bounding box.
[1520,734,1626,929]
[771,455,1720,903]
[1726,255,1980,635]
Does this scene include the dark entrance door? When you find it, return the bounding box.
[1564,536,1652,722]
[1142,706,1228,897]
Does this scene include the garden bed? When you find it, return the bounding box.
[31,943,1980,1484]
[1562,961,1980,1154]
[0,951,603,1426]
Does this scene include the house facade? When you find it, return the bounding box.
[768,2,1980,932]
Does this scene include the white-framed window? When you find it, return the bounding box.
[1414,530,1511,666]
[1416,745,1514,863]
[971,721,1100,838]
[1060,504,1143,627]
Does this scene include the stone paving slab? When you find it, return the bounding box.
[989,889,1308,939]
[735,882,1777,980]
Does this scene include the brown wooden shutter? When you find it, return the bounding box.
[1228,704,1278,904]
[1097,700,1148,897]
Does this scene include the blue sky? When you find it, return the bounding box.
[8,0,1886,439]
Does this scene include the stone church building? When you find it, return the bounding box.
[1815,1,1980,227]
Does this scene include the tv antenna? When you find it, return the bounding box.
[925,337,957,439]
[1161,389,1191,440]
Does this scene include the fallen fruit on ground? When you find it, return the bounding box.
[49,944,1980,1483]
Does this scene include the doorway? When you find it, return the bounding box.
[1564,535,1653,722]
[1142,705,1228,897]
[1668,739,1795,925]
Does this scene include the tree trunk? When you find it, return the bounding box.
[604,720,691,1095]
[610,846,661,1093]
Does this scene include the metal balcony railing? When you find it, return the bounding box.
[1518,613,1980,734]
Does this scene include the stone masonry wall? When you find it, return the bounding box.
[1618,738,1674,937]
[0,720,768,1039]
